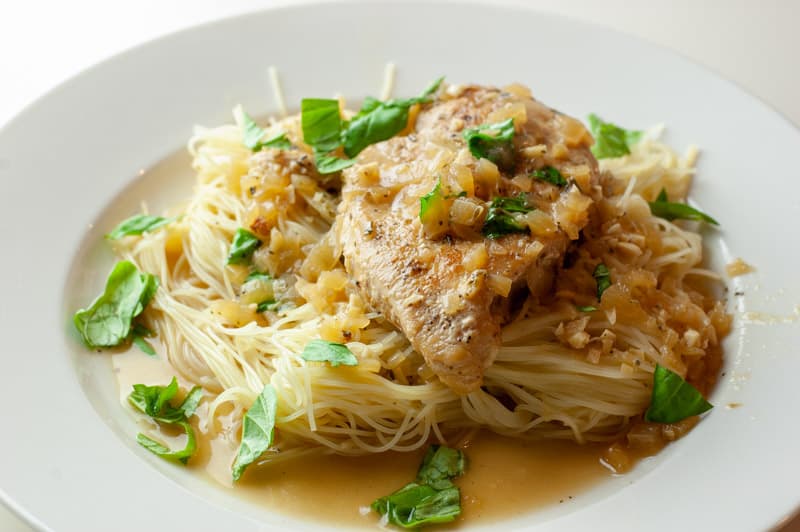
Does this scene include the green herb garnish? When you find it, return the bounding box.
[301,78,443,174]
[301,98,344,153]
[587,113,642,159]
[644,364,713,423]
[245,271,272,282]
[236,107,292,151]
[301,339,358,367]
[462,118,515,170]
[342,97,413,158]
[73,261,159,348]
[648,188,719,225]
[372,445,466,528]
[227,228,262,265]
[342,77,442,157]
[531,166,567,186]
[128,377,202,464]
[593,263,611,299]
[256,300,278,313]
[314,153,356,174]
[576,305,598,312]
[106,214,174,240]
[232,384,278,481]
[131,323,157,356]
[481,195,532,239]
[419,179,443,221]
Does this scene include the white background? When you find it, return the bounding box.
[1,0,798,530]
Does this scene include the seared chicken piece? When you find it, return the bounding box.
[337,84,600,393]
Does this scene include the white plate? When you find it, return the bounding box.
[2,2,799,531]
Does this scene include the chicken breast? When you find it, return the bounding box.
[336,84,601,394]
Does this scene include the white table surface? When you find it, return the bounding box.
[1,0,798,530]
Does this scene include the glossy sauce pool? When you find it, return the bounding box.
[113,349,612,529]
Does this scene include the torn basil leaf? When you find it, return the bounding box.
[644,364,713,423]
[419,179,443,221]
[136,424,196,464]
[314,154,355,174]
[343,97,412,157]
[106,214,174,240]
[648,188,719,225]
[531,166,567,186]
[372,445,465,528]
[300,99,350,174]
[73,261,159,348]
[587,113,642,159]
[128,377,202,465]
[232,384,278,481]
[227,228,262,265]
[593,263,611,299]
[302,78,443,174]
[301,98,343,153]
[301,339,358,367]
[237,107,291,151]
[419,76,445,99]
[179,386,204,418]
[246,271,272,282]
[131,324,156,356]
[415,445,466,490]
[259,133,292,150]
[462,118,515,170]
[256,300,278,313]
[342,77,442,158]
[482,195,532,239]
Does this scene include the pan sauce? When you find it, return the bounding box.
[113,349,611,528]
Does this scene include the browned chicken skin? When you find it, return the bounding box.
[337,84,601,394]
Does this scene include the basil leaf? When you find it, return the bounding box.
[129,381,172,418]
[482,195,532,239]
[301,98,343,154]
[419,179,443,220]
[129,378,197,424]
[232,384,278,481]
[128,378,202,465]
[372,445,465,528]
[531,166,567,186]
[342,100,410,158]
[256,300,278,313]
[227,228,262,265]
[131,323,156,356]
[419,76,445,99]
[576,305,598,312]
[648,188,719,225]
[644,364,713,423]
[73,261,159,348]
[179,386,204,418]
[106,214,174,240]
[154,377,179,417]
[593,263,611,299]
[238,108,292,151]
[136,420,196,465]
[373,483,461,529]
[246,271,272,282]
[341,75,442,159]
[416,445,466,490]
[462,118,515,170]
[301,339,358,367]
[260,133,292,150]
[303,79,443,173]
[587,113,642,159]
[132,333,156,356]
[314,154,356,174]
